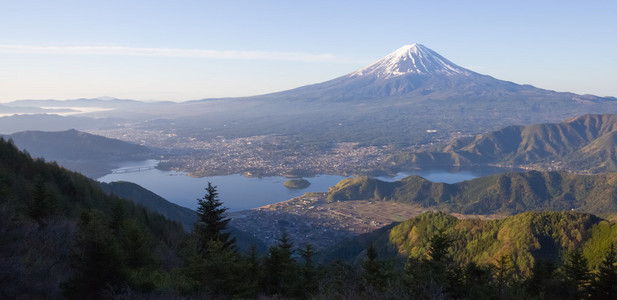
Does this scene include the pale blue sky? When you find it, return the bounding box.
[1,0,616,102]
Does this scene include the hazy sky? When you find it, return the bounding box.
[1,0,616,102]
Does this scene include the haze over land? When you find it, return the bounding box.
[3,44,617,179]
[2,2,616,101]
[4,2,617,298]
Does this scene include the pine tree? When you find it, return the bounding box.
[593,243,617,300]
[362,244,388,292]
[299,243,317,295]
[27,176,56,225]
[193,182,234,252]
[562,249,590,299]
[428,230,451,262]
[237,245,261,298]
[264,232,297,296]
[525,259,557,299]
[495,255,520,299]
[63,210,126,298]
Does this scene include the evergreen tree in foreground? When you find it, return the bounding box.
[185,182,243,297]
[193,182,235,252]
[562,248,591,299]
[593,243,617,300]
[362,244,389,292]
[264,232,297,297]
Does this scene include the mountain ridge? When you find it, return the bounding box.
[319,210,616,276]
[393,114,617,173]
[4,45,617,152]
[327,170,617,215]
[5,129,152,160]
[3,129,153,177]
[350,44,472,78]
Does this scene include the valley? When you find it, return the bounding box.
[230,192,505,250]
[88,124,460,178]
[4,44,617,299]
[230,192,426,250]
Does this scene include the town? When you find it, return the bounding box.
[229,192,426,250]
[89,126,469,177]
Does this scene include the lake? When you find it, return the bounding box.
[98,160,514,212]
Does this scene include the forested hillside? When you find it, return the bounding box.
[3,137,617,299]
[391,114,617,173]
[320,211,617,299]
[99,181,267,253]
[3,129,153,178]
[0,138,187,298]
[328,171,617,215]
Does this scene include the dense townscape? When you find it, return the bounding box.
[230,193,426,249]
[90,127,465,177]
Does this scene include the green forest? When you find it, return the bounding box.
[327,171,617,215]
[2,137,617,299]
[386,114,617,174]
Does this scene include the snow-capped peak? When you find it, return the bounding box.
[350,44,470,79]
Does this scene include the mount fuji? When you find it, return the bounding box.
[254,43,550,102]
[351,44,469,78]
[6,44,617,146]
[143,43,617,145]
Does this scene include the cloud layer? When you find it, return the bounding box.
[0,45,337,62]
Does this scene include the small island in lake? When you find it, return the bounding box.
[284,179,311,189]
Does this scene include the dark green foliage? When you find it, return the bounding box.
[8,136,617,299]
[562,249,591,299]
[494,255,524,299]
[183,239,246,298]
[403,231,464,299]
[63,210,126,298]
[119,219,155,269]
[27,175,56,225]
[592,244,617,299]
[101,180,267,253]
[328,171,617,215]
[320,261,364,299]
[361,244,390,292]
[0,138,186,298]
[284,178,311,189]
[298,244,318,296]
[327,176,400,202]
[193,182,234,252]
[461,262,497,300]
[321,210,617,299]
[525,259,563,299]
[100,181,197,231]
[239,245,261,298]
[264,232,298,297]
[328,211,604,277]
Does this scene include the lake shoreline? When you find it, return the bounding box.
[99,160,517,212]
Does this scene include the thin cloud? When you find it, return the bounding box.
[0,45,340,63]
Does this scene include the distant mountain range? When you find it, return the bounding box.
[2,129,153,177]
[5,129,151,161]
[392,114,617,173]
[2,44,617,147]
[327,170,617,215]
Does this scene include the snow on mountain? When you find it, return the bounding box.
[349,44,471,79]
